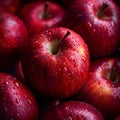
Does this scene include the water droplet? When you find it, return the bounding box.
[28,99,32,104]
[64,67,67,71]
[112,84,115,87]
[73,62,78,67]
[82,58,86,62]
[68,116,72,120]
[86,22,92,28]
[6,81,9,85]
[16,98,20,104]
[111,21,115,27]
[15,82,19,87]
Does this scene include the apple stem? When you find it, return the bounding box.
[60,31,71,42]
[52,31,71,55]
[109,67,119,83]
[43,1,50,18]
[97,3,108,18]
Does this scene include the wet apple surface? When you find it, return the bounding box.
[0,0,120,119]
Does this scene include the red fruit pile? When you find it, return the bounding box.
[0,0,119,120]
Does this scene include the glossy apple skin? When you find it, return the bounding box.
[21,27,90,99]
[0,3,8,13]
[62,0,120,58]
[76,58,120,119]
[0,0,21,13]
[42,101,105,120]
[0,72,39,120]
[0,12,28,71]
[19,1,65,35]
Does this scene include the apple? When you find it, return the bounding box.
[0,0,21,13]
[21,27,90,99]
[0,72,39,120]
[76,58,120,119]
[19,1,65,35]
[62,0,120,58]
[0,12,28,71]
[42,101,105,120]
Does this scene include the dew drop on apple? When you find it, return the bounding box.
[111,21,115,27]
[5,81,9,85]
[64,66,67,71]
[87,22,92,27]
[68,116,72,120]
[16,98,20,104]
[81,57,86,62]
[15,82,19,87]
[112,84,115,88]
[28,99,32,105]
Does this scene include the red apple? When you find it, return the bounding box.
[0,12,28,71]
[62,0,120,58]
[42,101,105,120]
[114,115,120,120]
[76,58,120,119]
[21,27,90,99]
[0,0,21,13]
[19,1,65,35]
[0,72,39,120]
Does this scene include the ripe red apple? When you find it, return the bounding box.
[76,58,120,119]
[0,0,21,13]
[62,0,120,58]
[0,72,39,120]
[0,12,28,71]
[19,1,65,35]
[114,115,120,120]
[21,27,90,99]
[42,101,105,120]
